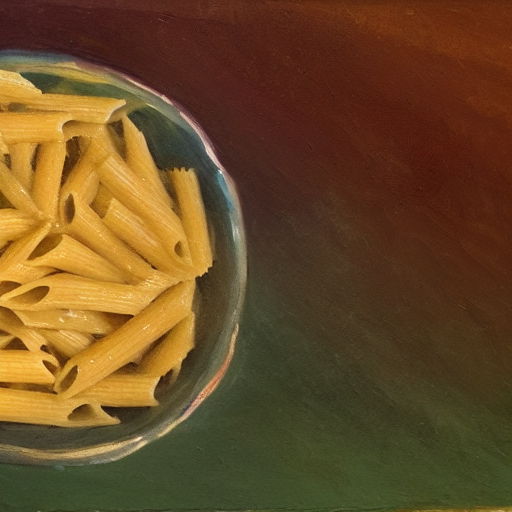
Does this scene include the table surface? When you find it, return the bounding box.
[2,1,512,511]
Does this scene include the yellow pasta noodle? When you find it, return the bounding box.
[122,115,172,205]
[140,313,195,377]
[58,142,100,210]
[0,208,38,243]
[0,263,55,284]
[31,140,67,219]
[38,329,92,358]
[0,112,71,143]
[0,73,215,428]
[0,388,119,427]
[9,142,37,191]
[23,94,125,123]
[101,197,191,279]
[76,373,159,407]
[0,222,51,273]
[27,234,127,283]
[13,309,125,335]
[0,70,42,100]
[0,159,41,217]
[0,273,164,314]
[96,154,189,261]
[0,351,58,384]
[54,280,195,398]
[170,168,213,276]
[62,193,159,283]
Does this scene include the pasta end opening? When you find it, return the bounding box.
[28,235,63,260]
[5,286,49,306]
[58,364,78,393]
[63,194,76,224]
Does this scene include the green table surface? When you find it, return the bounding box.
[2,1,512,511]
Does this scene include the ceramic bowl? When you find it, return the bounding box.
[0,50,246,465]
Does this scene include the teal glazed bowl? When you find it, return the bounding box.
[0,51,246,465]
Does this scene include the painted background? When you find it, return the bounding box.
[1,1,512,511]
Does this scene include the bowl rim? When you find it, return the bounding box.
[0,49,247,466]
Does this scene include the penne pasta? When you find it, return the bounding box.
[9,142,37,191]
[0,112,71,143]
[76,373,159,407]
[90,185,113,217]
[0,351,58,384]
[54,280,195,397]
[96,154,189,261]
[23,94,126,124]
[140,313,195,377]
[0,208,38,243]
[0,308,49,352]
[62,193,171,284]
[101,197,191,279]
[0,223,51,274]
[0,70,42,100]
[0,262,55,284]
[0,388,119,427]
[0,159,41,217]
[13,309,125,335]
[38,329,92,358]
[0,71,214,428]
[170,168,213,276]
[31,140,67,219]
[27,234,127,283]
[0,333,15,349]
[0,273,164,315]
[122,115,172,205]
[58,140,101,210]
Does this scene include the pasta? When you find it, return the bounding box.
[9,142,37,191]
[0,70,213,427]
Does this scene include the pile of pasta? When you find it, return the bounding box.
[0,70,212,427]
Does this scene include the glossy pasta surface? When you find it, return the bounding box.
[0,70,212,427]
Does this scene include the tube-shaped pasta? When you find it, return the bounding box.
[0,388,119,427]
[0,351,58,384]
[77,373,159,407]
[13,309,125,335]
[122,115,172,205]
[0,223,51,273]
[58,141,100,211]
[0,308,49,351]
[101,198,191,279]
[38,329,92,358]
[91,185,113,217]
[31,140,67,219]
[169,169,213,276]
[140,313,195,377]
[0,112,71,143]
[9,142,37,191]
[96,155,188,259]
[0,70,42,100]
[0,209,38,243]
[23,94,126,123]
[62,193,156,282]
[63,123,118,156]
[27,234,127,283]
[0,273,164,315]
[0,159,41,217]
[0,333,15,349]
[0,263,55,284]
[54,280,195,397]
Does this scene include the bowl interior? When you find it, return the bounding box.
[0,51,246,465]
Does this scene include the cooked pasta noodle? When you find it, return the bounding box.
[0,70,214,427]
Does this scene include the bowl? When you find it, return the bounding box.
[0,50,246,465]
